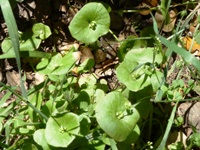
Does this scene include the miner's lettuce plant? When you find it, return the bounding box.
[1,1,199,149]
[69,2,110,44]
[116,47,163,92]
[0,23,52,59]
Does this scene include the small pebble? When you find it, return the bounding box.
[94,49,106,64]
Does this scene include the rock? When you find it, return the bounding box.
[177,102,200,134]
[94,49,106,64]
[80,46,94,63]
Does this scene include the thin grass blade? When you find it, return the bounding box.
[156,102,178,150]
[0,0,27,99]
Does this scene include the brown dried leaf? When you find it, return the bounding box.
[143,0,158,7]
[182,36,200,55]
[6,71,27,92]
[155,9,177,32]
[139,0,158,15]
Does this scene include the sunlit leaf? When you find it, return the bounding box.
[32,23,52,40]
[116,48,162,91]
[95,91,140,142]
[45,112,80,147]
[33,129,51,150]
[69,2,110,44]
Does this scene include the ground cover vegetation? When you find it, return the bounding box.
[1,0,200,149]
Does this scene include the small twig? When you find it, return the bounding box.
[181,3,200,29]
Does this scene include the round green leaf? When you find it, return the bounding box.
[32,23,51,40]
[1,38,14,54]
[33,129,51,150]
[95,91,140,142]
[117,124,140,149]
[45,113,80,147]
[116,48,162,91]
[69,2,110,44]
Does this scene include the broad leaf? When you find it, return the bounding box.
[20,37,41,51]
[116,48,162,91]
[32,23,52,40]
[33,129,51,150]
[117,125,140,149]
[45,112,80,147]
[95,91,140,142]
[69,2,110,44]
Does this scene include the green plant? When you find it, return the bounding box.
[0,23,52,59]
[1,0,200,149]
[186,133,200,149]
[69,2,110,44]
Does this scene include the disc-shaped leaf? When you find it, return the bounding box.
[32,23,51,40]
[95,91,140,142]
[117,124,140,149]
[116,48,162,91]
[69,2,110,44]
[33,129,51,150]
[45,113,80,147]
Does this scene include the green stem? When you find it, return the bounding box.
[7,138,25,150]
[108,29,120,42]
[0,82,48,121]
[122,7,157,13]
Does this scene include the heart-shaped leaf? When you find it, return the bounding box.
[45,112,80,147]
[95,91,140,142]
[69,2,110,44]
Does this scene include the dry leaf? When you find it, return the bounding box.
[182,36,200,55]
[73,51,82,64]
[6,70,28,92]
[143,0,158,7]
[71,66,79,76]
[58,43,79,51]
[155,9,177,32]
[139,0,158,15]
[138,2,151,15]
[34,72,45,85]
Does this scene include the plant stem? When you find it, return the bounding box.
[0,82,48,121]
[122,7,157,13]
[108,29,120,42]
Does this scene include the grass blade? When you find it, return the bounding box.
[151,12,200,72]
[0,0,48,121]
[156,102,178,150]
[159,36,200,72]
[0,0,27,99]
[0,51,52,59]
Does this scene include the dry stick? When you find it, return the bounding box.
[181,3,200,29]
